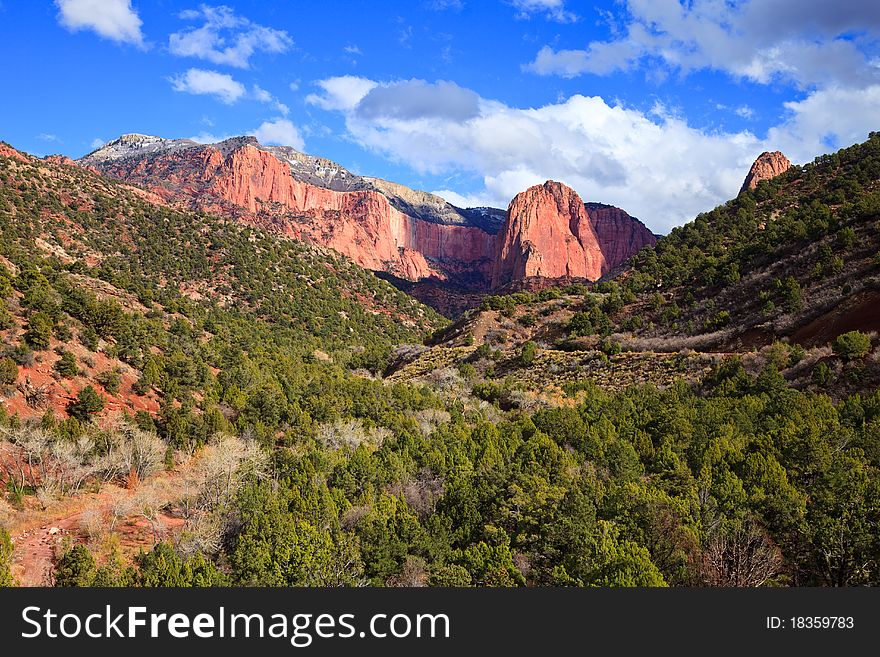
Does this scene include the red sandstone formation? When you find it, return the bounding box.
[88,141,495,285]
[492,181,656,288]
[587,203,657,271]
[43,154,76,167]
[740,151,791,193]
[80,136,655,293]
[492,181,606,287]
[0,143,29,162]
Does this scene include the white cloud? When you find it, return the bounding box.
[170,68,246,104]
[430,188,494,209]
[190,118,305,150]
[766,85,880,161]
[169,4,292,69]
[37,133,59,142]
[55,0,144,47]
[90,137,105,148]
[312,75,879,233]
[525,0,880,89]
[511,0,577,23]
[188,131,231,144]
[253,118,305,150]
[344,44,362,55]
[734,105,755,119]
[252,85,289,115]
[398,24,413,48]
[306,76,378,111]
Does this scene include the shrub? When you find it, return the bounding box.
[811,362,833,387]
[1,528,16,586]
[81,326,99,352]
[600,338,622,356]
[0,304,13,330]
[0,357,18,385]
[457,362,477,380]
[97,369,122,395]
[520,341,538,365]
[704,310,731,332]
[832,331,872,360]
[67,385,105,421]
[24,311,53,350]
[8,344,34,367]
[778,276,803,313]
[54,350,78,378]
[54,545,95,587]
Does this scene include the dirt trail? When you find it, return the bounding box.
[13,511,87,586]
[9,465,195,586]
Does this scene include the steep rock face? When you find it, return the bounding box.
[740,151,791,193]
[80,136,655,297]
[492,181,607,288]
[85,140,496,284]
[586,203,657,270]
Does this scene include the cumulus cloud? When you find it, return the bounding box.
[169,4,292,69]
[524,0,880,89]
[512,0,577,23]
[55,0,144,47]
[356,80,481,121]
[253,118,305,150]
[310,74,879,233]
[430,188,495,209]
[306,76,378,111]
[767,85,880,161]
[170,68,246,104]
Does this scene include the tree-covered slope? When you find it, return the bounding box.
[0,140,878,590]
[625,131,880,346]
[399,133,880,402]
[0,144,443,430]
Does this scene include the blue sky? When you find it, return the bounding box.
[1,1,879,232]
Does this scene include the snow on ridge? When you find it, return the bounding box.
[80,133,195,163]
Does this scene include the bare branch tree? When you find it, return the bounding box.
[700,520,784,587]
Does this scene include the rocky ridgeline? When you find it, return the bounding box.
[78,135,657,295]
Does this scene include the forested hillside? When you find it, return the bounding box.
[1,138,879,589]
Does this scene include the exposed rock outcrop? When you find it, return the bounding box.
[740,151,791,193]
[43,154,77,167]
[80,136,655,297]
[492,181,656,288]
[492,181,606,287]
[587,202,657,270]
[0,142,29,162]
[83,139,496,285]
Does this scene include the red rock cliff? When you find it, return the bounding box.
[92,143,496,285]
[740,151,791,193]
[492,181,608,288]
[82,140,656,295]
[587,204,657,270]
